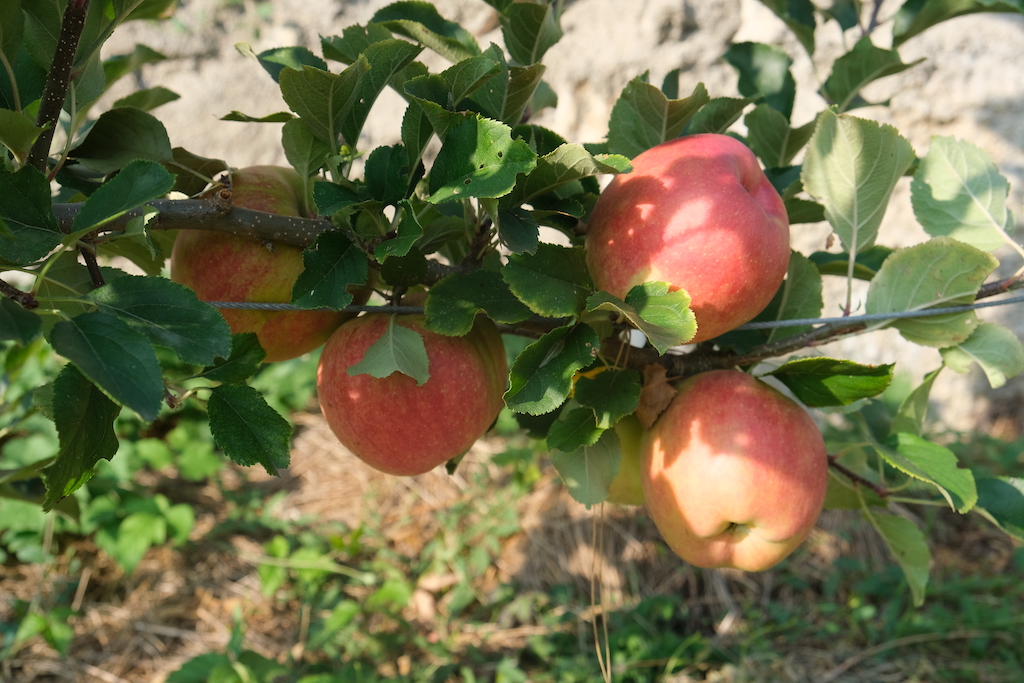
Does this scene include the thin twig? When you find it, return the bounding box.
[828,454,890,498]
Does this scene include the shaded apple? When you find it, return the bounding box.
[316,314,508,476]
[170,165,363,362]
[585,134,790,343]
[641,370,827,571]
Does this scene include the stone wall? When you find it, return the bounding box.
[102,0,1024,433]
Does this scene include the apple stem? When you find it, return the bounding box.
[827,454,890,498]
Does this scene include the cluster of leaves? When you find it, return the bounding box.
[2,0,1024,605]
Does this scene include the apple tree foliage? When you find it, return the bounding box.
[2,0,1024,603]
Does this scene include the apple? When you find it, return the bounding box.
[170,165,363,363]
[585,134,790,343]
[641,370,827,571]
[605,414,646,506]
[316,314,508,476]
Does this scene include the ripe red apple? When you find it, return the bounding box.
[585,134,790,343]
[316,314,508,476]
[170,165,361,362]
[605,414,646,506]
[641,370,827,571]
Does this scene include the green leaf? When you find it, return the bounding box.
[802,109,916,255]
[807,245,893,279]
[87,275,232,366]
[113,86,180,112]
[40,365,120,510]
[889,367,942,437]
[427,114,537,202]
[501,1,563,65]
[607,78,709,159]
[864,509,931,607]
[551,429,621,507]
[584,284,697,354]
[166,147,229,196]
[207,384,292,476]
[313,180,362,216]
[505,142,631,207]
[745,104,817,168]
[103,43,166,86]
[282,118,332,179]
[0,107,43,158]
[279,60,368,147]
[574,369,643,429]
[495,207,540,254]
[72,159,176,233]
[257,46,328,82]
[49,311,164,422]
[764,251,824,341]
[347,314,430,385]
[723,42,796,119]
[321,23,395,64]
[365,144,410,206]
[0,297,41,344]
[893,0,1024,47]
[0,165,61,265]
[195,333,266,384]
[766,358,894,407]
[864,236,997,347]
[975,477,1024,542]
[375,200,424,261]
[880,432,978,512]
[423,269,532,336]
[220,110,294,123]
[685,96,756,134]
[940,322,1024,389]
[68,107,174,173]
[546,407,604,452]
[371,1,481,62]
[821,36,923,112]
[401,99,436,169]
[343,39,424,147]
[438,52,502,104]
[756,0,816,54]
[504,324,600,415]
[911,135,1014,251]
[501,243,592,317]
[465,46,546,126]
[822,0,863,31]
[291,230,369,311]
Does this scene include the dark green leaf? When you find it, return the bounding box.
[380,248,428,286]
[72,159,176,233]
[372,1,481,62]
[584,283,697,354]
[49,311,164,422]
[321,23,395,64]
[766,357,894,406]
[821,36,923,112]
[343,39,424,147]
[546,407,604,452]
[761,251,823,341]
[808,245,893,279]
[502,243,592,317]
[607,78,709,159]
[504,324,600,415]
[574,369,643,429]
[0,297,41,344]
[103,43,166,85]
[375,200,424,261]
[0,165,60,265]
[365,144,410,206]
[87,275,232,366]
[165,147,228,197]
[685,96,756,134]
[0,108,43,159]
[282,118,332,178]
[195,333,266,384]
[401,99,435,168]
[465,46,546,126]
[723,42,796,119]
[279,60,368,147]
[501,1,563,65]
[505,142,630,207]
[864,509,930,606]
[220,110,294,123]
[893,0,1024,47]
[424,269,532,336]
[496,207,540,254]
[313,180,362,216]
[822,0,863,30]
[41,365,120,510]
[745,104,817,167]
[69,107,174,174]
[347,314,430,385]
[756,0,817,54]
[976,476,1024,542]
[427,114,537,202]
[208,384,292,476]
[257,46,328,82]
[889,367,941,437]
[113,86,180,112]
[291,230,369,311]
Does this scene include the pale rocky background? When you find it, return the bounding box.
[101,0,1024,434]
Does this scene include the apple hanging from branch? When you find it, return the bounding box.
[170,165,364,362]
[641,370,828,572]
[585,133,791,343]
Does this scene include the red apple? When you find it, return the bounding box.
[605,414,646,506]
[641,370,827,571]
[170,166,361,363]
[585,134,790,343]
[316,314,508,476]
